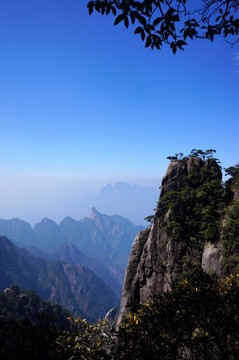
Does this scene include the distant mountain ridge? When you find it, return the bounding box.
[0,208,143,297]
[51,243,122,298]
[81,182,159,226]
[13,182,159,226]
[0,236,118,322]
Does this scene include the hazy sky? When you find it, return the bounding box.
[0,0,239,221]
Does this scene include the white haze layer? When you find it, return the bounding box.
[0,177,160,226]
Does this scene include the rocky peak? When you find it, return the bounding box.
[90,207,101,220]
[117,156,228,325]
[160,157,221,198]
[89,207,105,232]
[160,161,187,197]
[38,218,58,226]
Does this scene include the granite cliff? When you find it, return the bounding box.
[118,154,239,323]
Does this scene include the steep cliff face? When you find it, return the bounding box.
[118,156,238,324]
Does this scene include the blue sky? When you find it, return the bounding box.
[0,0,239,221]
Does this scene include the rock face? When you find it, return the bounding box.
[118,157,238,324]
[201,242,223,275]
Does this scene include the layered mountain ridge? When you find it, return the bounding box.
[0,208,143,297]
[0,209,144,322]
[0,235,118,322]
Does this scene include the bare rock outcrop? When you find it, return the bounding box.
[201,242,223,276]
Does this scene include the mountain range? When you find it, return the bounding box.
[0,208,143,310]
[0,235,118,322]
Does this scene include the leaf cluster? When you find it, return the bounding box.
[55,317,112,360]
[87,1,239,53]
[225,164,239,182]
[167,149,217,162]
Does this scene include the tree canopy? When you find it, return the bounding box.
[114,270,239,359]
[87,0,239,53]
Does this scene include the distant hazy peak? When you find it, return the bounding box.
[40,217,57,224]
[59,216,76,225]
[101,183,113,193]
[115,182,136,189]
[100,182,143,195]
[90,207,101,219]
[8,218,30,225]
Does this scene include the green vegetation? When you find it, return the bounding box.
[223,200,239,273]
[225,164,239,180]
[167,149,218,162]
[0,286,70,326]
[1,272,239,359]
[144,214,155,224]
[0,285,70,360]
[115,269,239,360]
[0,285,111,360]
[155,149,239,275]
[87,1,239,53]
[160,153,223,269]
[55,317,112,360]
